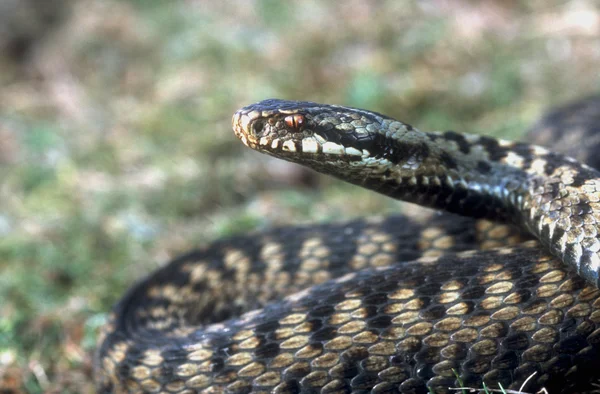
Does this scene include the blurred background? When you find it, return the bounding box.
[0,1,598,392]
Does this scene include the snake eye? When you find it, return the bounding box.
[284,114,304,131]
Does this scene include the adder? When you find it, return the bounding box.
[96,96,600,394]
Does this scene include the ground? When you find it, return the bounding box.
[0,1,599,393]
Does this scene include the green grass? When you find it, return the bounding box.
[1,1,599,392]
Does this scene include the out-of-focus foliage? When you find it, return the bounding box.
[0,1,598,392]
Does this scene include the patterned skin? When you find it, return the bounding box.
[96,97,600,393]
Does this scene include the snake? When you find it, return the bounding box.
[95,97,600,394]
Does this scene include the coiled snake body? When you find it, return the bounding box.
[96,97,600,393]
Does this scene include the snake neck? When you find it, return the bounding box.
[296,140,531,224]
[233,99,600,288]
[321,129,536,223]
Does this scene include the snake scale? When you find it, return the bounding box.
[96,96,600,394]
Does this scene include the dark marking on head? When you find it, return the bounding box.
[317,123,366,147]
[377,139,430,166]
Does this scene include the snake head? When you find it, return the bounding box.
[233,99,414,163]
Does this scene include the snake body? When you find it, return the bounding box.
[96,98,600,393]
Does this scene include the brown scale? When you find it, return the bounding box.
[96,96,600,393]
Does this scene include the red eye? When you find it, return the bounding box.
[284,114,304,130]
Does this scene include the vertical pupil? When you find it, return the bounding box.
[285,115,304,130]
